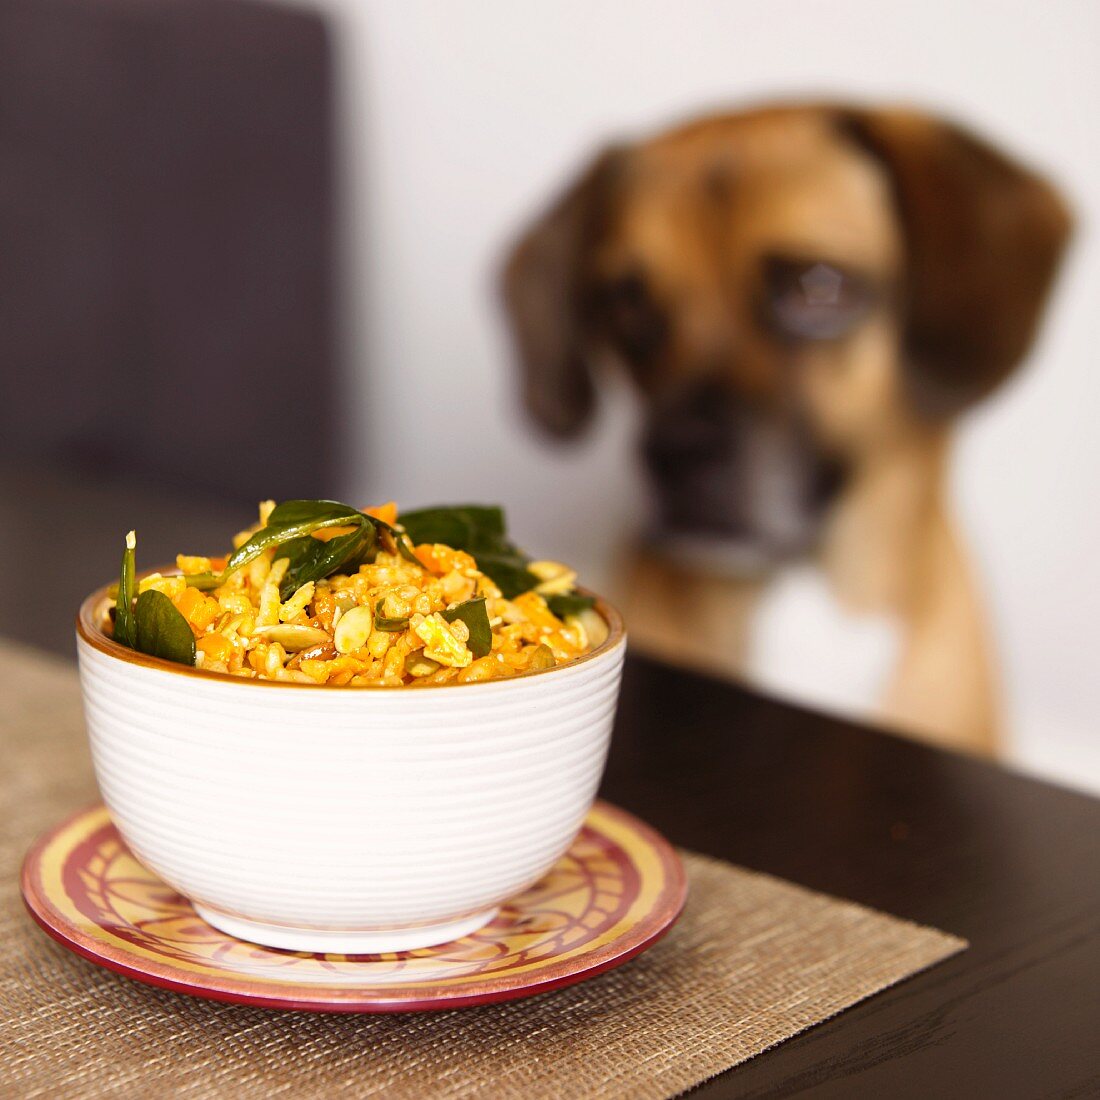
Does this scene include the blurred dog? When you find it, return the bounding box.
[501,103,1071,755]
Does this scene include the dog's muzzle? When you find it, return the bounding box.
[640,382,843,573]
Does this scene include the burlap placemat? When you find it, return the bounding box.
[0,642,965,1098]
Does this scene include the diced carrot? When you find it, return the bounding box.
[364,501,398,526]
[513,591,565,631]
[173,586,204,621]
[312,588,337,632]
[197,634,234,664]
[414,543,443,573]
[190,596,222,631]
[173,587,222,631]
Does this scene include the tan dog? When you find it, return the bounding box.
[501,103,1072,756]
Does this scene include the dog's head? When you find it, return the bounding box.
[501,105,1071,561]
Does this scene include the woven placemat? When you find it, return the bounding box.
[0,642,965,1098]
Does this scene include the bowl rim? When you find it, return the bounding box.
[76,572,626,691]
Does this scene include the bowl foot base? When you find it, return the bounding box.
[192,903,500,954]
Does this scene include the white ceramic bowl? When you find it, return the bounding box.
[76,584,625,953]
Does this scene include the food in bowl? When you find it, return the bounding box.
[77,499,626,953]
[103,498,610,686]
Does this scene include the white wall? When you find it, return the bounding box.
[320,0,1100,791]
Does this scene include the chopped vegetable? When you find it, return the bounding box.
[133,590,196,666]
[414,613,472,668]
[440,598,492,658]
[528,643,557,671]
[114,530,137,648]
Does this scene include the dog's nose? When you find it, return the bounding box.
[641,380,733,474]
[640,379,848,553]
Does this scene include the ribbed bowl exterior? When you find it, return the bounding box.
[76,629,625,932]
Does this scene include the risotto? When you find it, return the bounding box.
[103,499,609,686]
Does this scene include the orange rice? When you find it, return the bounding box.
[123,501,608,686]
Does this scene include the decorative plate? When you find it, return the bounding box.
[22,801,685,1013]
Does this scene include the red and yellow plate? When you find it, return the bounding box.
[22,801,685,1012]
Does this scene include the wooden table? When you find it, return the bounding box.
[4,464,1097,1100]
[603,655,1100,1098]
[10,469,1096,1093]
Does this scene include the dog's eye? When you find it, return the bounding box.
[592,272,667,367]
[762,258,873,342]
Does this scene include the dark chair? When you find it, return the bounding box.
[0,0,340,654]
[0,0,339,503]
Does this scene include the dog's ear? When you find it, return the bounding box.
[499,149,623,437]
[842,109,1073,415]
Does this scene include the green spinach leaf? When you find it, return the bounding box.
[446,505,506,539]
[133,590,197,666]
[398,505,538,597]
[266,499,363,527]
[546,593,597,618]
[399,505,506,548]
[277,524,376,599]
[441,597,492,658]
[396,509,469,548]
[226,514,364,576]
[472,552,540,599]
